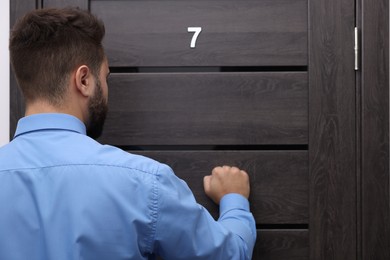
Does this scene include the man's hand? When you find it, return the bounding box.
[203,166,250,205]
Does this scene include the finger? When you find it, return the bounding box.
[212,166,222,174]
[203,175,211,194]
[222,165,231,171]
[231,166,240,174]
[240,170,249,179]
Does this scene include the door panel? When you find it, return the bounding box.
[254,230,309,260]
[100,72,308,145]
[92,0,307,66]
[138,150,309,259]
[43,0,87,9]
[134,151,308,224]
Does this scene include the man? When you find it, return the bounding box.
[0,7,256,259]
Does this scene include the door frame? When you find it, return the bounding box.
[309,0,389,259]
[309,0,357,259]
[358,0,389,258]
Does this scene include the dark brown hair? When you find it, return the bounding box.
[9,7,105,105]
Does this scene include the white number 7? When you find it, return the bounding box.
[187,27,202,48]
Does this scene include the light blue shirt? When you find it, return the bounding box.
[0,113,256,260]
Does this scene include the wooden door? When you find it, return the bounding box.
[10,0,389,259]
[95,1,309,258]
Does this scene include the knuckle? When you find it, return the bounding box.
[231,166,240,173]
[240,169,248,176]
[222,165,231,172]
[212,166,222,174]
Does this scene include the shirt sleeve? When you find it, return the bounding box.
[151,164,257,260]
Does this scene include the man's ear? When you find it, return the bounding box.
[75,65,93,97]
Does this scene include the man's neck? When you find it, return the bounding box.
[25,100,84,124]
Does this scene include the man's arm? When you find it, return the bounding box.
[152,164,256,259]
[205,166,256,256]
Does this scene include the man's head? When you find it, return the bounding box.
[10,7,109,139]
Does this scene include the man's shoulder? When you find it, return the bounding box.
[0,135,165,176]
[92,143,163,176]
[0,140,22,170]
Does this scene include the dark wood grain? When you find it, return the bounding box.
[43,0,88,9]
[130,151,308,224]
[253,230,309,260]
[99,72,308,146]
[91,0,307,67]
[158,229,308,260]
[309,0,357,259]
[361,0,390,258]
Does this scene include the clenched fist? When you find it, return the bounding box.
[203,166,250,205]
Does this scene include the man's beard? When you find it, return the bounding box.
[86,77,108,140]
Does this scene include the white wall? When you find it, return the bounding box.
[0,1,10,146]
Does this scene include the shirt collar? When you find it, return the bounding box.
[14,113,87,138]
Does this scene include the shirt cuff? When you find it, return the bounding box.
[219,193,250,216]
[218,193,255,259]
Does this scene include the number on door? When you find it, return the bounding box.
[187,27,202,48]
